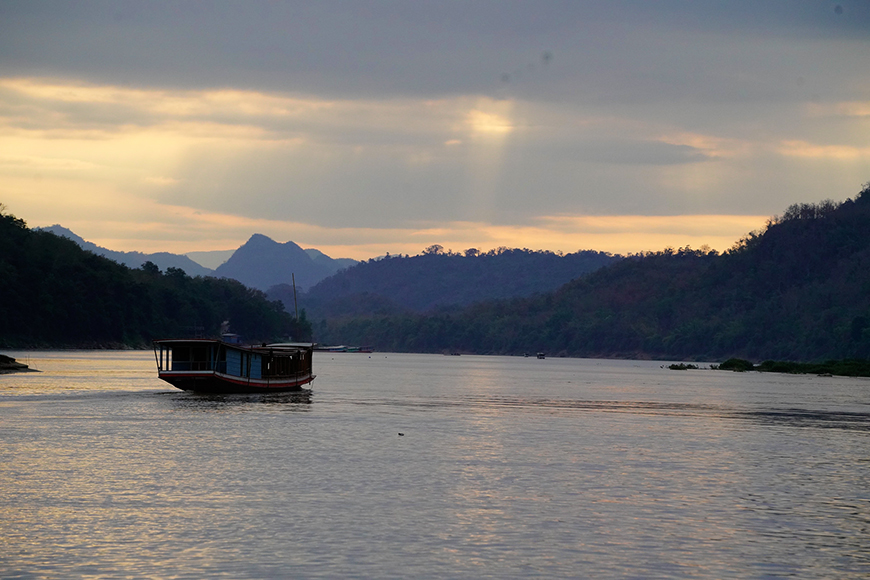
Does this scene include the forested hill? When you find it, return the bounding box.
[278,247,619,320]
[38,225,214,278]
[0,209,310,348]
[318,185,870,361]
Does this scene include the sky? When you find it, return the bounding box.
[1,1,868,260]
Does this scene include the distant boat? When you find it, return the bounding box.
[153,338,315,393]
[315,344,349,352]
[314,344,373,353]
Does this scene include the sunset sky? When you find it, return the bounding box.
[1,1,868,260]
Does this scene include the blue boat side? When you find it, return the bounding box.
[153,338,314,393]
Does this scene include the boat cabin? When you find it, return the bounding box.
[153,338,315,392]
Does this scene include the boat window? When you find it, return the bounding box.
[169,345,212,371]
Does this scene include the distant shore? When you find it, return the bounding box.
[713,358,870,378]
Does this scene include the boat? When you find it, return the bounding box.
[314,344,374,353]
[153,338,315,394]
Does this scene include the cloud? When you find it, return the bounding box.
[2,1,868,102]
[2,75,865,236]
[807,101,870,118]
[467,109,514,136]
[0,154,101,172]
[778,140,870,160]
[142,176,180,186]
[1,2,868,259]
[566,140,711,166]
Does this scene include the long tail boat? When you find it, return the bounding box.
[153,338,315,393]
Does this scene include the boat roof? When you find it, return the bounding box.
[153,338,313,350]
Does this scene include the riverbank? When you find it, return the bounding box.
[716,358,870,377]
[0,354,37,373]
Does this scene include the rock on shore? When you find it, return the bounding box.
[0,354,34,373]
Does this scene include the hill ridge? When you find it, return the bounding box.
[316,185,870,361]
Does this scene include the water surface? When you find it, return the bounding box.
[1,351,868,578]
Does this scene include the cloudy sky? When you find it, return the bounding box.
[1,1,868,260]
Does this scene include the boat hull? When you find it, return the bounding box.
[158,370,315,394]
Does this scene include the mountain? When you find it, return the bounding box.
[214,234,354,291]
[316,185,870,361]
[305,248,357,272]
[38,227,356,289]
[39,225,214,277]
[3,213,309,348]
[286,248,620,320]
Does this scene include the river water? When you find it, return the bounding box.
[1,351,868,578]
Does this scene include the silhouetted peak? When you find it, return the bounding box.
[281,239,305,252]
[239,234,306,254]
[243,233,279,248]
[39,224,86,245]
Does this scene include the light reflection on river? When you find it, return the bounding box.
[1,351,868,578]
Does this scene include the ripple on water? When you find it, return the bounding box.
[1,351,868,578]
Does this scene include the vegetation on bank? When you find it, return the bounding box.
[668,363,699,370]
[0,207,311,348]
[317,184,870,362]
[716,357,870,377]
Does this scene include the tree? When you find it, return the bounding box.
[141,261,160,275]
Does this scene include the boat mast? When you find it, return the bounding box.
[292,273,299,321]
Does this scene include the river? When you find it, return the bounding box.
[1,351,868,578]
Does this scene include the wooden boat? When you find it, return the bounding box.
[314,344,373,353]
[153,338,315,393]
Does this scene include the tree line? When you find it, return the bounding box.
[280,246,619,320]
[316,185,870,362]
[5,183,870,362]
[0,207,311,348]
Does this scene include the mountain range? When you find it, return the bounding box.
[39,225,621,322]
[13,184,870,361]
[38,226,356,291]
[3,217,308,348]
[40,225,214,277]
[274,248,620,321]
[315,186,870,361]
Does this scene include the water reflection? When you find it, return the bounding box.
[160,389,312,412]
[339,394,870,432]
[737,409,870,431]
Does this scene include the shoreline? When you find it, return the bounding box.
[0,354,38,373]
